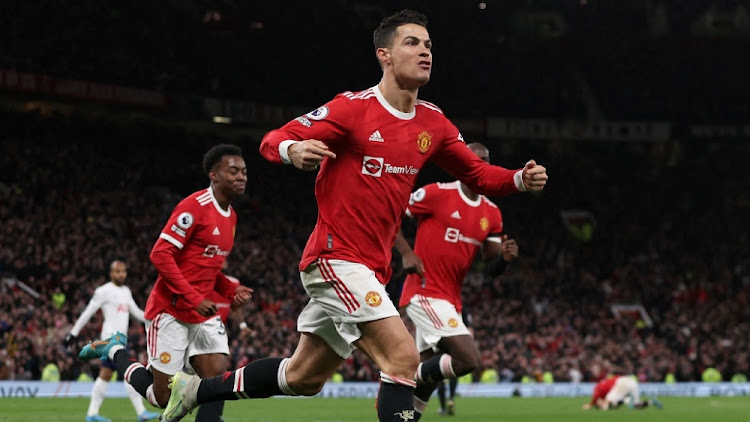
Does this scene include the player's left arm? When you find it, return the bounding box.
[213,271,239,299]
[229,306,252,334]
[586,383,606,409]
[484,234,518,276]
[484,207,518,276]
[214,272,253,307]
[431,121,547,196]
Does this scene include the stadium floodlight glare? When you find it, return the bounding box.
[213,116,232,124]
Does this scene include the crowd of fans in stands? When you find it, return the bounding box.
[1,110,748,384]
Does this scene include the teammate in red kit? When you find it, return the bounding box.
[394,142,519,420]
[78,144,253,422]
[582,375,663,410]
[158,10,547,422]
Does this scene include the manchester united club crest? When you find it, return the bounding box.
[365,291,382,307]
[160,352,171,364]
[480,217,489,232]
[448,318,458,328]
[416,131,432,154]
[394,410,415,421]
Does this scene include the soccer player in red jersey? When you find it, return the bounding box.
[394,142,519,419]
[582,375,662,410]
[158,10,547,422]
[79,144,253,422]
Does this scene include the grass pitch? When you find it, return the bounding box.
[0,396,746,422]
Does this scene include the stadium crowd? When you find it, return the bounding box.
[1,109,748,384]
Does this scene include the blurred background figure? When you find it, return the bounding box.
[65,260,159,422]
[582,374,662,411]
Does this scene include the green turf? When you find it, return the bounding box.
[0,396,747,422]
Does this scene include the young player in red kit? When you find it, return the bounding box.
[157,10,547,422]
[79,144,253,422]
[394,142,519,420]
[582,375,663,411]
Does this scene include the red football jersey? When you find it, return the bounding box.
[145,188,239,323]
[210,274,240,323]
[260,85,522,283]
[591,376,620,405]
[398,182,503,312]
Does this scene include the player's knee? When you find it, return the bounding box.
[452,350,481,376]
[287,372,328,396]
[382,347,421,380]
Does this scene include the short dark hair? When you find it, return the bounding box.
[373,9,428,49]
[203,144,243,175]
[109,259,126,270]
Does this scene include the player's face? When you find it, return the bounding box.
[469,146,490,163]
[476,150,490,163]
[216,155,247,198]
[110,262,127,285]
[388,24,432,88]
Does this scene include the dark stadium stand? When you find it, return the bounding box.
[3,1,748,121]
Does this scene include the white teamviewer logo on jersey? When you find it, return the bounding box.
[203,245,230,258]
[362,156,419,177]
[444,228,481,246]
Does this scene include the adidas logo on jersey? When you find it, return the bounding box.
[451,210,462,219]
[212,227,221,235]
[368,130,384,142]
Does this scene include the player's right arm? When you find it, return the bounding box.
[69,287,105,337]
[259,95,353,168]
[150,200,205,311]
[588,381,606,408]
[150,240,208,312]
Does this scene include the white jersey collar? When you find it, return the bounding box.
[373,85,416,120]
[455,181,482,207]
[207,186,232,217]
